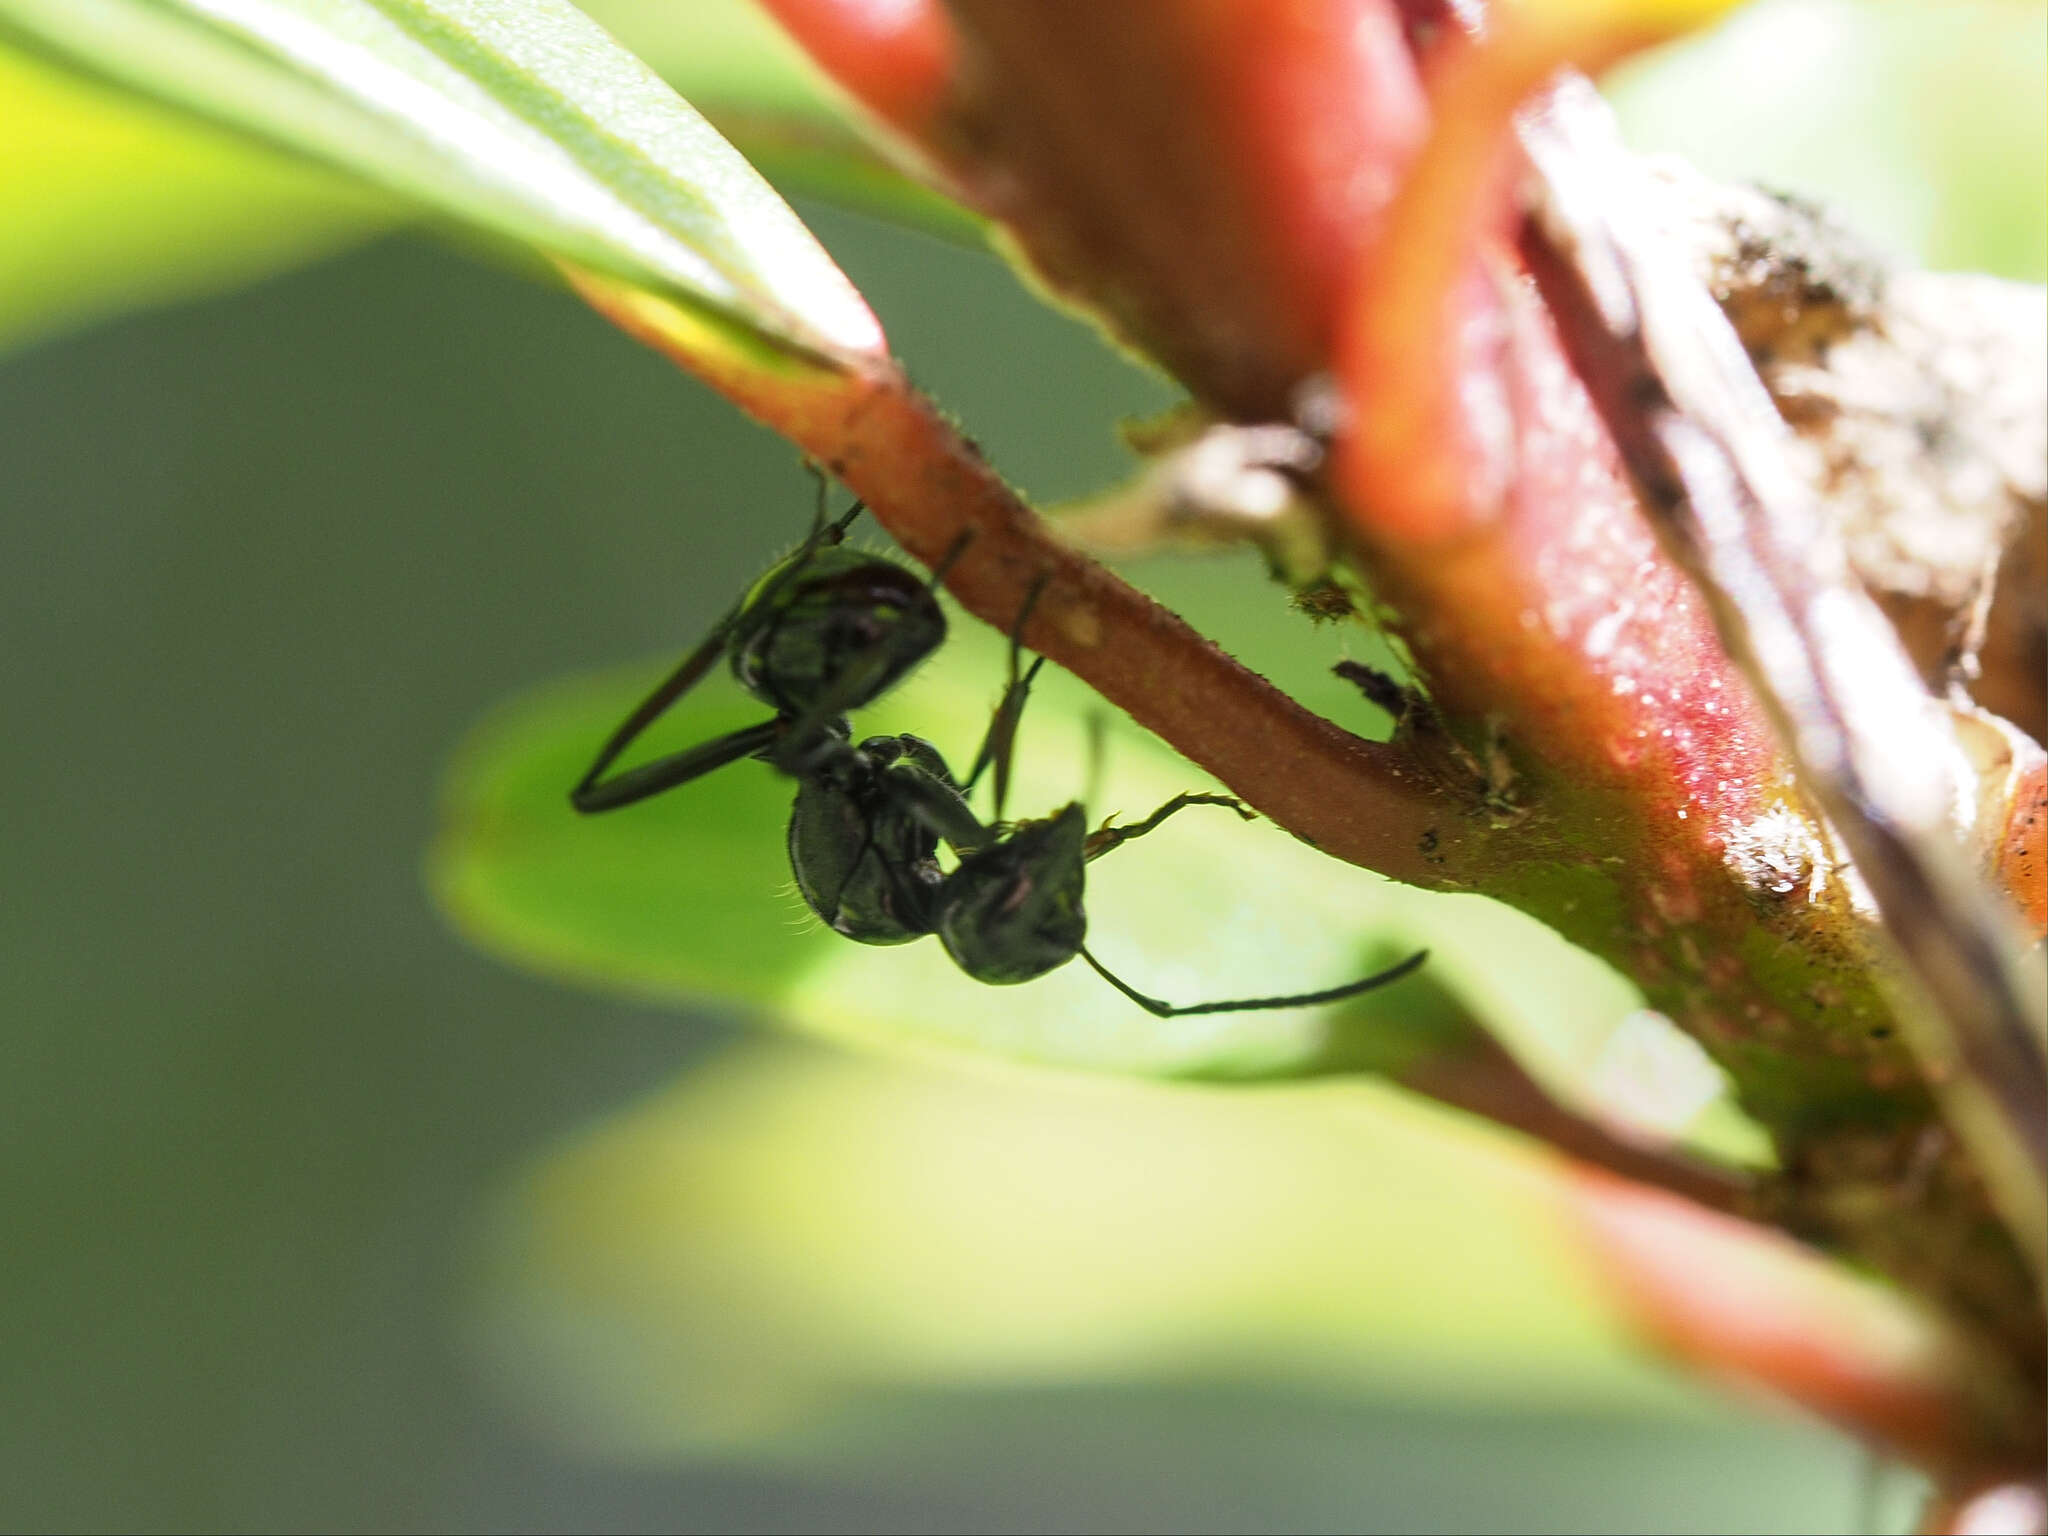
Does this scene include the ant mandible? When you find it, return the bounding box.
[570,482,1427,1016]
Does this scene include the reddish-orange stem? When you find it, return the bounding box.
[1561,1167,1991,1475]
[923,0,1429,418]
[756,0,957,142]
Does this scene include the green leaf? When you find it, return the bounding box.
[0,42,389,351]
[584,0,979,244]
[432,614,1648,1084]
[0,0,966,361]
[0,0,883,363]
[465,1035,1709,1457]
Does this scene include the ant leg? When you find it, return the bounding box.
[574,500,864,807]
[571,613,749,808]
[962,659,1044,822]
[963,572,1052,820]
[817,809,949,938]
[1079,945,1429,1019]
[821,817,881,930]
[572,718,782,813]
[1083,792,1253,862]
[881,752,991,854]
[926,526,976,584]
[803,463,830,533]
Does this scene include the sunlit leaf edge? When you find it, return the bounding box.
[0,0,883,364]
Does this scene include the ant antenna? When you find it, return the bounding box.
[1072,789,1421,1015]
[963,572,1051,820]
[1083,791,1252,862]
[1077,945,1428,1019]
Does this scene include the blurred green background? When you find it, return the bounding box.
[2,1,2038,1530]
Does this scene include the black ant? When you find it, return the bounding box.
[571,491,1427,1016]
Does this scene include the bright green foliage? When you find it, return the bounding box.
[0,0,881,361]
[0,0,969,357]
[467,1035,1708,1457]
[0,45,388,349]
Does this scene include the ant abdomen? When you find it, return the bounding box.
[729,546,944,718]
[937,803,1090,985]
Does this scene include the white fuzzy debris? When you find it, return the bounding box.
[1725,802,1832,902]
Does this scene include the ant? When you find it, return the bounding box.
[571,487,1427,1016]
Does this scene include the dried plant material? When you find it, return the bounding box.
[1048,419,1335,583]
[1640,162,2047,738]
[1949,700,2048,941]
[1522,75,2046,1289]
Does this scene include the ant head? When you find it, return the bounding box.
[936,802,1088,985]
[787,734,954,945]
[729,545,945,718]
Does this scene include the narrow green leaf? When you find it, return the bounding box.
[0,42,389,351]
[0,0,883,362]
[0,0,967,361]
[431,616,1647,1084]
[583,0,980,244]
